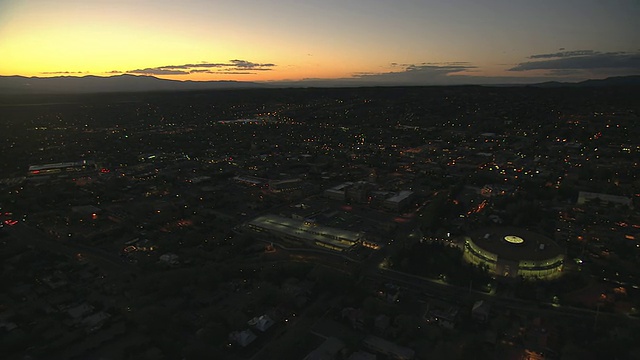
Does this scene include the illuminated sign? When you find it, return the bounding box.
[504,235,524,244]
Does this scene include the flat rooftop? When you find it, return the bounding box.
[248,214,363,249]
[469,227,563,261]
[29,160,93,171]
[386,190,413,203]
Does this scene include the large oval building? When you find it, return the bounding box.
[463,227,565,280]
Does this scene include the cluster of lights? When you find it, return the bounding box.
[504,235,524,244]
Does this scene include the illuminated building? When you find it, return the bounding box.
[246,214,362,252]
[268,178,302,193]
[463,227,564,280]
[28,160,97,178]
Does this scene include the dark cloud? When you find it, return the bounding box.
[124,59,276,76]
[529,50,598,59]
[282,61,589,86]
[229,59,275,70]
[188,69,213,73]
[351,72,379,76]
[161,63,226,69]
[510,51,640,71]
[189,69,255,75]
[215,71,257,75]
[128,68,189,75]
[426,61,471,65]
[40,71,84,75]
[158,64,216,70]
[351,63,476,84]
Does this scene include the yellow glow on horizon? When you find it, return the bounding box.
[0,1,401,82]
[1,0,636,84]
[2,19,225,76]
[1,20,377,82]
[0,1,451,83]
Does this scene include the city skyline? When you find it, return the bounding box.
[1,0,640,85]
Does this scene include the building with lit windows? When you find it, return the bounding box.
[462,227,564,280]
[268,178,302,193]
[28,160,96,178]
[246,214,363,252]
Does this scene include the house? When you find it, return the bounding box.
[248,314,274,332]
[159,253,179,266]
[377,283,401,303]
[229,329,257,347]
[67,303,94,320]
[82,311,111,332]
[424,301,460,329]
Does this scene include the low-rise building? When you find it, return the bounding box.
[577,191,632,208]
[269,178,302,193]
[248,314,274,332]
[229,329,257,347]
[324,182,353,201]
[383,191,414,211]
[246,214,363,252]
[362,335,415,360]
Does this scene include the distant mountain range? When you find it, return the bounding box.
[528,75,640,88]
[0,74,265,94]
[0,74,638,94]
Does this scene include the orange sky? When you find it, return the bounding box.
[1,0,638,84]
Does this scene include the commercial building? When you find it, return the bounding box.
[232,175,266,187]
[246,214,363,252]
[346,181,373,203]
[268,178,302,193]
[28,160,96,178]
[324,182,353,201]
[383,191,414,211]
[323,181,374,203]
[577,191,632,208]
[463,228,565,280]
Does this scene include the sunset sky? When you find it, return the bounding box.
[1,0,639,85]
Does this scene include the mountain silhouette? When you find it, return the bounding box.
[0,74,266,94]
[530,75,640,88]
[1,74,638,94]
